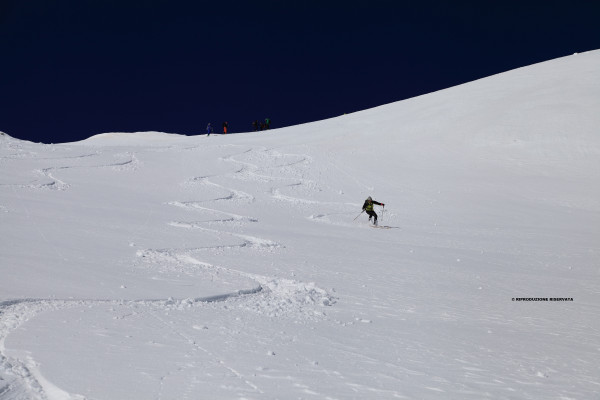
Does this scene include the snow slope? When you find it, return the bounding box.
[1,50,599,399]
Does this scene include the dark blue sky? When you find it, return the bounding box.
[1,0,599,143]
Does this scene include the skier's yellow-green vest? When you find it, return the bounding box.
[364,201,374,212]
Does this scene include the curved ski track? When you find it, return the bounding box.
[0,144,338,399]
[141,145,336,317]
[0,149,138,191]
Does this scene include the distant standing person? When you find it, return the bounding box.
[223,121,228,134]
[362,196,385,226]
[206,123,213,136]
[265,117,271,130]
[252,120,258,131]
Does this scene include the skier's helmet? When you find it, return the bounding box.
[367,196,372,201]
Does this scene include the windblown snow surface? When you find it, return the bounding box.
[1,51,599,400]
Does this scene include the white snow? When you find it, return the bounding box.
[1,50,600,399]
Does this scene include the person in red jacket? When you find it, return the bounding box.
[362,196,385,225]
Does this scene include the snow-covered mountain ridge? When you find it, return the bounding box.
[1,50,599,399]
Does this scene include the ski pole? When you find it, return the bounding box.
[380,205,384,223]
[353,210,365,221]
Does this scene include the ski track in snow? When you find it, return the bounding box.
[0,141,399,399]
[0,150,139,191]
[0,144,337,399]
[222,147,361,219]
[144,145,336,318]
[126,145,337,398]
[33,153,139,191]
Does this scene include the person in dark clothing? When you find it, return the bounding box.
[265,117,271,130]
[206,123,213,136]
[362,196,385,225]
[252,120,258,131]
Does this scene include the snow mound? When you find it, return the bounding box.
[73,131,189,146]
[0,131,23,143]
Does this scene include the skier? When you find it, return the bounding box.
[265,117,271,130]
[206,123,213,136]
[222,121,228,134]
[362,196,385,226]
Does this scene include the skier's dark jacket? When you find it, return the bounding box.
[362,199,383,212]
